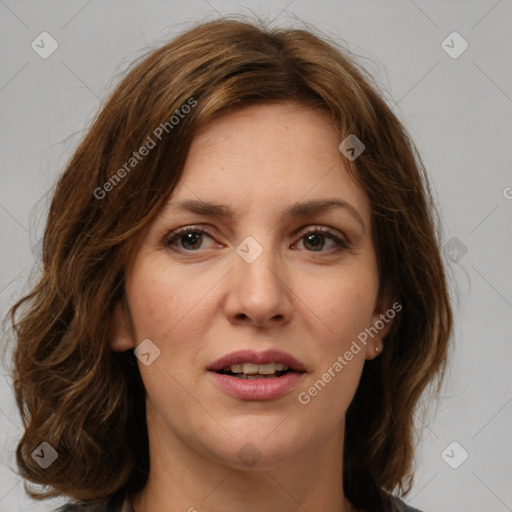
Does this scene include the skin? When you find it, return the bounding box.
[110,102,392,512]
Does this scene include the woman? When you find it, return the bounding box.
[7,17,451,512]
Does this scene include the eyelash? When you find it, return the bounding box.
[163,226,349,254]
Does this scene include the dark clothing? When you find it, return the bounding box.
[56,494,424,512]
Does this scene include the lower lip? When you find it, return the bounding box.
[208,371,305,401]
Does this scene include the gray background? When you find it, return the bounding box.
[1,1,511,511]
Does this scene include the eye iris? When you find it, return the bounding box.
[304,233,324,251]
[181,232,202,250]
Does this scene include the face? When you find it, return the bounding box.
[111,102,391,471]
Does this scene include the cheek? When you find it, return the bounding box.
[125,258,206,412]
[126,255,211,341]
[295,279,374,429]
[293,260,379,420]
[125,255,225,389]
[297,264,379,345]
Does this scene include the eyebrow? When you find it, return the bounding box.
[164,198,366,232]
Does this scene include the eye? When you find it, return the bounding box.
[163,226,348,254]
[164,227,216,252]
[293,227,348,253]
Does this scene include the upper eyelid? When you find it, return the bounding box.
[164,225,347,248]
[166,224,343,238]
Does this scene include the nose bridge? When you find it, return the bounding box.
[236,233,283,296]
[226,233,291,326]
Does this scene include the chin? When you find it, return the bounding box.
[207,417,313,469]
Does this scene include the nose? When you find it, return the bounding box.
[223,242,293,329]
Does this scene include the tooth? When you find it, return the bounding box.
[242,363,259,374]
[258,363,276,375]
[230,363,243,373]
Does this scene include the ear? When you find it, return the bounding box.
[364,292,398,361]
[109,299,137,352]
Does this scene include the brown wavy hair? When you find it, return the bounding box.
[5,16,452,512]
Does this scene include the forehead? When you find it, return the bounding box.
[167,103,370,224]
[186,102,339,172]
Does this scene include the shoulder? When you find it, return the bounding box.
[54,498,128,512]
[389,495,424,512]
[53,492,130,512]
[54,505,107,512]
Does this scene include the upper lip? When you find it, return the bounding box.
[207,349,306,372]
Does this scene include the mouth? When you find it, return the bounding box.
[213,362,295,380]
[206,349,306,400]
[207,349,306,376]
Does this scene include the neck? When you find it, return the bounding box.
[130,405,355,512]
